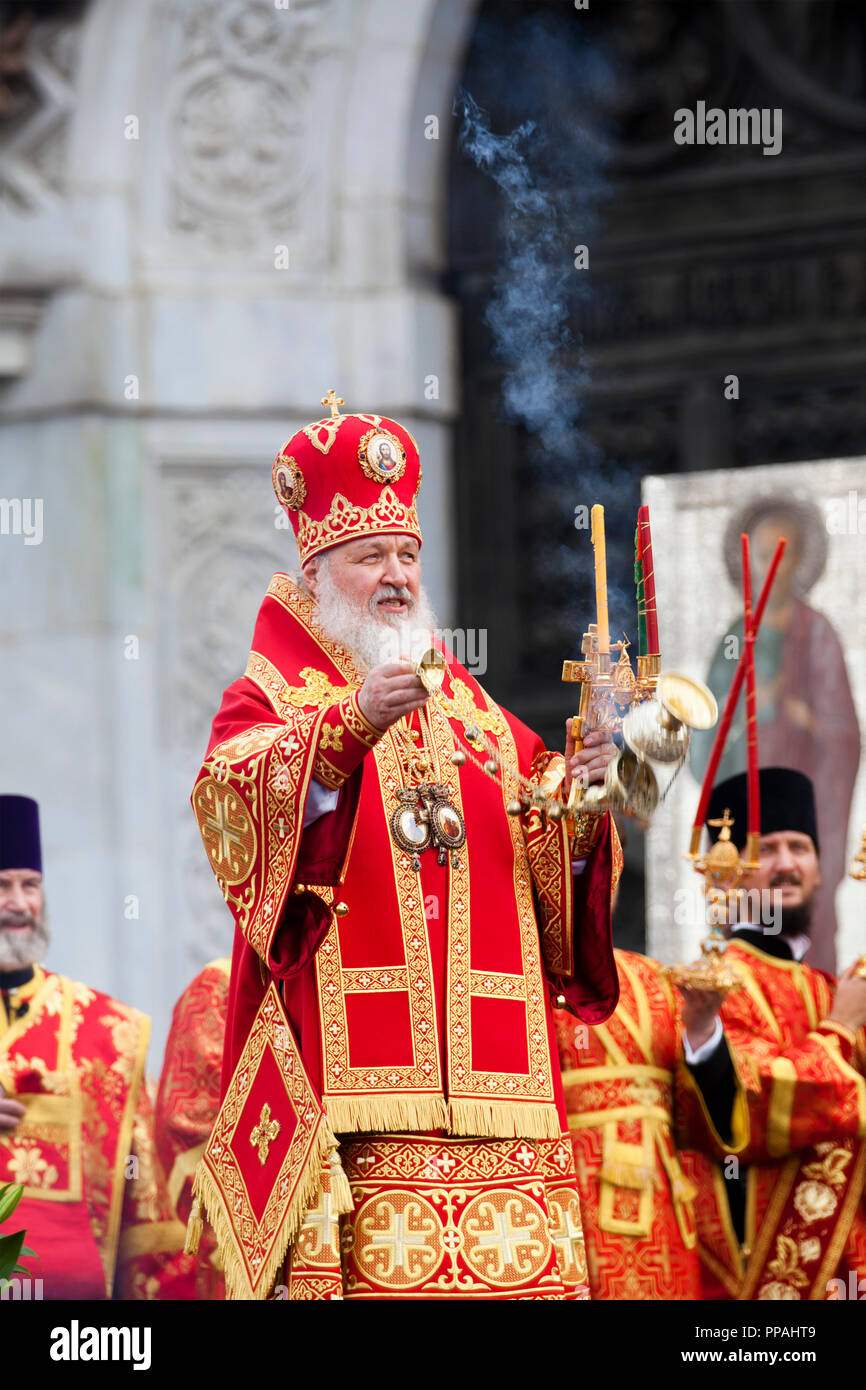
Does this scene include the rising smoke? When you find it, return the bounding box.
[452,18,637,632]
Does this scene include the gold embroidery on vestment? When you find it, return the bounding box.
[250,1103,281,1165]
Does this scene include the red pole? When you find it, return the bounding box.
[689,536,786,852]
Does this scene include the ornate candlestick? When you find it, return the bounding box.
[665,810,743,995]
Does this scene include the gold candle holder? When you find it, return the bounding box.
[664,810,744,996]
[637,653,661,682]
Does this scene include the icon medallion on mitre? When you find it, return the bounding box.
[273,453,306,510]
[358,428,407,484]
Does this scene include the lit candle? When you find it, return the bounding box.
[689,537,786,855]
[591,504,610,656]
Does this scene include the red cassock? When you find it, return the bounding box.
[0,968,186,1299]
[188,574,622,1299]
[154,958,231,1300]
[556,949,747,1300]
[680,939,866,1300]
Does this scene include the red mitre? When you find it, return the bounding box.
[272,390,423,564]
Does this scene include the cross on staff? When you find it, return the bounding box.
[321,389,344,418]
[249,1102,281,1165]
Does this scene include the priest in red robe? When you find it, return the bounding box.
[154,957,231,1300]
[680,768,866,1300]
[0,796,185,1299]
[187,393,622,1300]
[555,948,746,1300]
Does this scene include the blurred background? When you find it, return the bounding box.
[1,0,864,1064]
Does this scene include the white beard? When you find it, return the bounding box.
[0,902,51,971]
[309,560,439,673]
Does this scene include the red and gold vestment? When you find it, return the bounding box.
[556,949,743,1300]
[0,967,186,1299]
[680,939,866,1300]
[189,573,622,1298]
[153,966,591,1300]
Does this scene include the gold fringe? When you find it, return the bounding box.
[447,1098,562,1142]
[184,1196,203,1256]
[189,1120,332,1301]
[324,1126,355,1215]
[324,1093,449,1137]
[324,1093,561,1142]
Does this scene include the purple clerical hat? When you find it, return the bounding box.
[0,796,43,873]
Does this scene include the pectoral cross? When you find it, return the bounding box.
[321,389,344,418]
[250,1103,281,1165]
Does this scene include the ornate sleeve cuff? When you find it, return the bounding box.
[312,691,383,790]
[817,1019,858,1057]
[569,809,607,860]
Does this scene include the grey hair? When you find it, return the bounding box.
[290,549,332,596]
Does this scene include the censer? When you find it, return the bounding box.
[571,654,718,822]
[413,504,716,834]
[561,506,717,824]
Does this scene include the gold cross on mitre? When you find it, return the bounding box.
[321,388,344,419]
[249,1102,281,1166]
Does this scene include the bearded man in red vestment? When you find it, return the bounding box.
[0,796,185,1299]
[187,394,623,1300]
[680,768,866,1300]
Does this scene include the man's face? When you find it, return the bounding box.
[0,868,46,970]
[740,830,821,923]
[751,515,801,605]
[304,534,421,623]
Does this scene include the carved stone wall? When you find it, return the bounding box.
[0,0,473,1061]
[157,453,291,963]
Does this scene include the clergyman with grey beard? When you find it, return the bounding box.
[186,394,624,1301]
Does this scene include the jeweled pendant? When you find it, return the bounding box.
[451,750,466,766]
[411,854,421,872]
